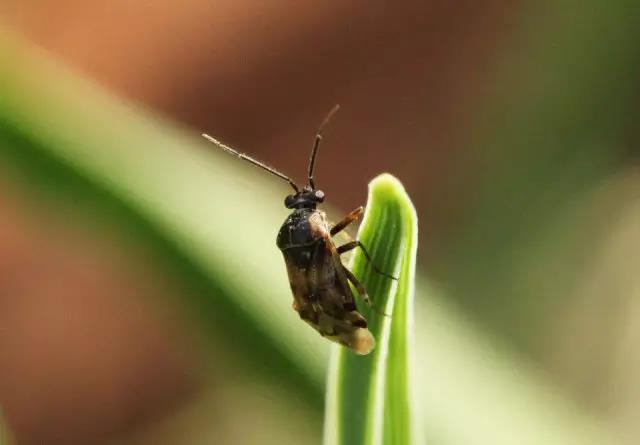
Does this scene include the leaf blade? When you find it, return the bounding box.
[382,176,419,445]
[324,173,418,445]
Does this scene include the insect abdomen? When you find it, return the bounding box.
[314,310,375,355]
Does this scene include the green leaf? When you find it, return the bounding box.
[324,174,419,445]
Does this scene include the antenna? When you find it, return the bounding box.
[308,104,340,189]
[202,133,299,192]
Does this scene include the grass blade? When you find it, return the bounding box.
[324,173,419,445]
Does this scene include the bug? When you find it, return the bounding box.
[202,106,395,355]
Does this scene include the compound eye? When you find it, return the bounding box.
[314,190,325,202]
[284,195,296,208]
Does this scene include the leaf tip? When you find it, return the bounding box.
[368,173,417,223]
[369,172,403,190]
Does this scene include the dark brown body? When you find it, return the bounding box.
[276,208,375,355]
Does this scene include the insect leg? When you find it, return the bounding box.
[340,265,371,305]
[330,206,364,236]
[337,241,398,281]
[341,265,391,318]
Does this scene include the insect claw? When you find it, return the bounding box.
[371,304,391,318]
[337,240,397,281]
[363,293,391,318]
[371,265,399,281]
[367,258,399,281]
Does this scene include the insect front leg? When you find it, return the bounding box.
[337,241,398,281]
[330,206,364,236]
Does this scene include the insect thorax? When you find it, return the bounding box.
[276,208,328,251]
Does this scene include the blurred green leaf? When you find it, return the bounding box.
[324,174,419,445]
[414,280,619,445]
[0,28,329,405]
[440,0,640,351]
[0,414,11,445]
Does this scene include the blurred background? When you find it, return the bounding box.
[0,1,639,444]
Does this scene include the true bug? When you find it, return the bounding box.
[202,106,395,355]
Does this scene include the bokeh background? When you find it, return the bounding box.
[1,1,639,444]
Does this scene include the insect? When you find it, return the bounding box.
[202,105,395,355]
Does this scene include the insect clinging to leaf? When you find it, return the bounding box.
[202,105,396,355]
